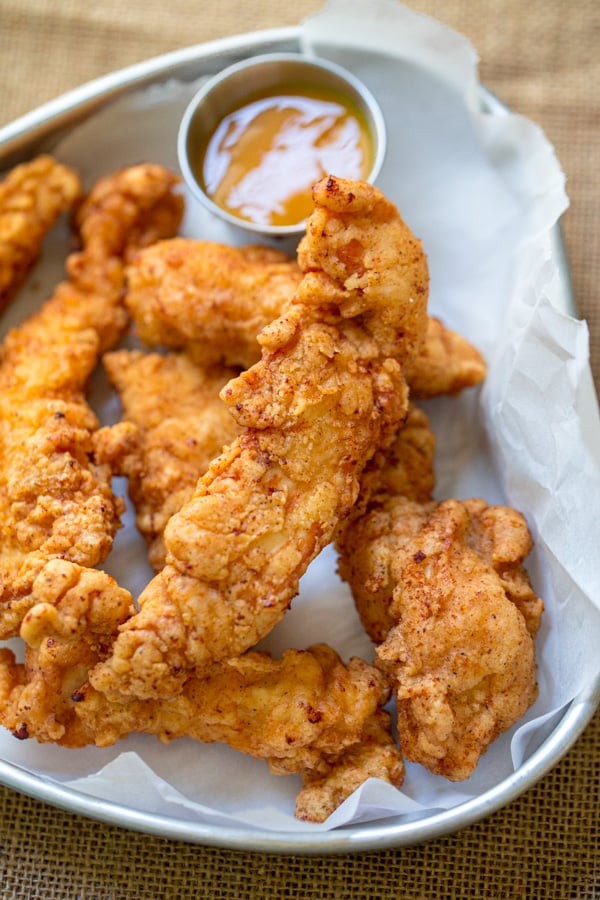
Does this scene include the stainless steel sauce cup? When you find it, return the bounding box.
[177,52,387,236]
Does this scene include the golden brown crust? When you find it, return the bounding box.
[295,710,404,822]
[0,155,82,311]
[407,316,487,398]
[378,499,539,780]
[126,241,484,397]
[88,176,428,701]
[0,165,183,638]
[338,380,542,781]
[0,557,403,821]
[97,350,240,569]
[125,238,302,368]
[339,492,542,780]
[0,559,134,746]
[336,404,437,643]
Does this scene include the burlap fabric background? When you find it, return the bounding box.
[0,1,598,897]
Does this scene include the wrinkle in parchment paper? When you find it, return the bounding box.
[1,0,599,834]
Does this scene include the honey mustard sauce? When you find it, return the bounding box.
[198,85,373,227]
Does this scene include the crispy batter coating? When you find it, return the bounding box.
[88,175,428,702]
[0,559,134,745]
[126,238,484,397]
[353,403,437,532]
[98,374,434,581]
[96,350,240,569]
[338,405,438,643]
[0,155,82,311]
[81,644,402,821]
[0,165,183,638]
[97,360,435,576]
[338,435,543,781]
[378,500,540,779]
[294,710,404,822]
[0,558,402,821]
[469,502,545,637]
[126,239,301,368]
[339,402,543,645]
[406,316,486,398]
[372,405,436,503]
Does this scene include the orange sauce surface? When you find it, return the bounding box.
[199,85,373,227]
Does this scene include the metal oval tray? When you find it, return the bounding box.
[0,27,597,855]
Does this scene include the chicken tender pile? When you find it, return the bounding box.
[127,236,485,397]
[0,155,543,824]
[0,163,183,638]
[88,174,429,703]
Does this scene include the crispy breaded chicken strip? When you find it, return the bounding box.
[97,359,436,576]
[337,409,543,780]
[99,362,435,576]
[83,644,403,824]
[0,559,403,822]
[0,560,135,745]
[0,165,183,638]
[376,499,540,780]
[126,239,302,369]
[0,155,82,311]
[126,237,485,396]
[89,175,429,701]
[96,350,241,570]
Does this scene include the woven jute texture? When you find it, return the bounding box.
[0,1,598,897]
[0,713,598,898]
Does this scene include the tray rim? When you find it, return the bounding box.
[0,25,597,854]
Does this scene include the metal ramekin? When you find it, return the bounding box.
[176,52,387,236]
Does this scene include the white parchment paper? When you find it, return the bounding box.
[1,0,599,835]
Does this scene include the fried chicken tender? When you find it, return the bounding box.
[377,500,540,780]
[89,175,429,702]
[0,155,82,311]
[0,558,402,822]
[126,237,485,397]
[97,358,435,576]
[0,559,135,745]
[0,165,183,638]
[96,350,241,569]
[98,372,435,578]
[338,406,543,780]
[126,239,301,368]
[81,645,403,823]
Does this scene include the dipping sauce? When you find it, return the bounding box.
[197,85,374,228]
